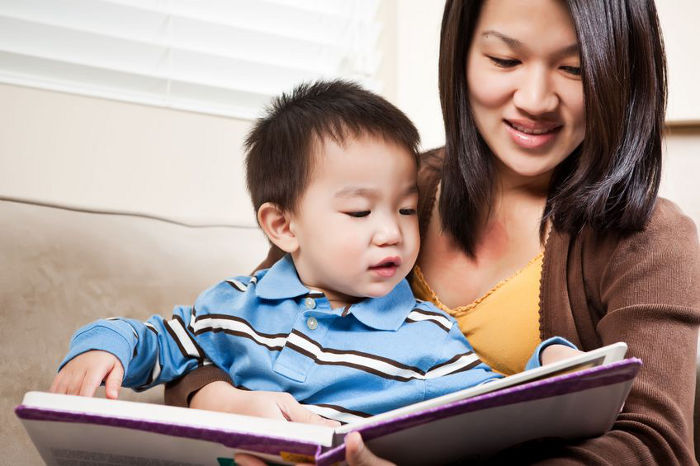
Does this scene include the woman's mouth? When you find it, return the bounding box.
[504,119,562,149]
[369,257,401,278]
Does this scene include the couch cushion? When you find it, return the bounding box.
[0,200,268,464]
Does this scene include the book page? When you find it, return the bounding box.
[336,342,627,434]
[20,391,334,447]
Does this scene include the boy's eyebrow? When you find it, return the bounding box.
[334,185,418,198]
[481,30,579,56]
[334,187,379,199]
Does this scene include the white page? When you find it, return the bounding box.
[21,391,335,446]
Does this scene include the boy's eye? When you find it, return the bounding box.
[488,56,520,68]
[399,208,417,216]
[560,65,581,76]
[346,211,370,218]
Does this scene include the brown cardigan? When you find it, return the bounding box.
[165,148,700,465]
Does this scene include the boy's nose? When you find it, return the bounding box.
[374,222,401,246]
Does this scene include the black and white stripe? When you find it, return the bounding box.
[164,315,205,363]
[225,276,257,292]
[191,314,288,351]
[191,314,480,382]
[286,330,480,382]
[304,403,372,424]
[143,322,162,384]
[406,308,453,332]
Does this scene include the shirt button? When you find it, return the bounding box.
[304,297,316,309]
[306,317,318,330]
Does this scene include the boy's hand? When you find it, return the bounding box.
[540,343,583,365]
[50,350,124,399]
[190,381,339,428]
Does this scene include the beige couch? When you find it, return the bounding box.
[1,199,268,465]
[2,198,698,464]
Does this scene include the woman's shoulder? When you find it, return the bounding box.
[552,197,698,256]
[576,197,699,309]
[648,197,697,233]
[614,197,697,253]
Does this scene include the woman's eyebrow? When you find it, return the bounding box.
[481,30,579,56]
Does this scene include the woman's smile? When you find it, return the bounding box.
[504,118,562,150]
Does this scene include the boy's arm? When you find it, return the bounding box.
[52,305,203,397]
[524,337,581,370]
[425,329,580,400]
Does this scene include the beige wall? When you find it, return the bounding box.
[0,83,257,225]
[0,1,698,227]
[661,128,700,224]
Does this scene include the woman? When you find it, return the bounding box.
[167,0,700,463]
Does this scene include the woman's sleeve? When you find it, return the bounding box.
[496,201,700,465]
[164,365,233,407]
[163,244,285,407]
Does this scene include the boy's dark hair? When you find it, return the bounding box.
[438,0,667,256]
[245,80,420,215]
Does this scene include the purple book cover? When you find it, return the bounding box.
[318,358,641,465]
[16,404,323,459]
[17,358,640,464]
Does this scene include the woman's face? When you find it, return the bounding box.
[467,0,585,185]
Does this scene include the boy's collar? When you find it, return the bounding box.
[255,255,309,300]
[255,254,415,331]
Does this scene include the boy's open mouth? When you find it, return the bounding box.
[369,257,401,278]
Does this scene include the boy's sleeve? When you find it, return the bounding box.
[58,305,205,390]
[524,336,578,371]
[424,324,503,401]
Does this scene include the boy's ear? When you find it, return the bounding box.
[257,202,299,253]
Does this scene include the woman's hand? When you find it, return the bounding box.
[234,431,395,466]
[344,432,396,466]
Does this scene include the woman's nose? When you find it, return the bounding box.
[512,66,558,116]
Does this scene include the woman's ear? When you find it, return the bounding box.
[257,202,299,253]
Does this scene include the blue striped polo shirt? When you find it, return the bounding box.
[61,254,564,423]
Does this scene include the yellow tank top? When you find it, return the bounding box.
[411,252,543,375]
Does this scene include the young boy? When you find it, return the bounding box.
[51,80,576,424]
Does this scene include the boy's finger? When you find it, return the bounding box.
[79,369,107,398]
[49,374,61,393]
[280,400,340,427]
[52,372,75,395]
[104,362,124,400]
[65,369,87,396]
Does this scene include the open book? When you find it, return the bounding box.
[17,343,639,465]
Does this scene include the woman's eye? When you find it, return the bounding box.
[488,56,520,68]
[561,65,581,76]
[346,211,370,218]
[399,208,417,216]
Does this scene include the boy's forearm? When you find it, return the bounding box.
[59,307,201,390]
[60,321,137,376]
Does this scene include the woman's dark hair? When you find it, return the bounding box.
[245,80,420,215]
[438,0,667,256]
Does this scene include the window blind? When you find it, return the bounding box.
[0,0,382,119]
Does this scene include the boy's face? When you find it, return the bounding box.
[289,134,419,308]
